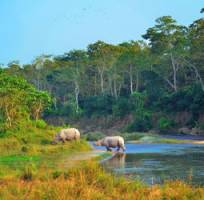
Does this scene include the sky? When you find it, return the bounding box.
[0,0,203,65]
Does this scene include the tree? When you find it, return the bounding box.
[186,17,204,91]
[87,41,119,95]
[118,41,151,94]
[63,50,88,113]
[0,72,51,129]
[143,16,188,92]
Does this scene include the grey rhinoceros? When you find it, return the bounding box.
[52,128,80,144]
[95,136,126,152]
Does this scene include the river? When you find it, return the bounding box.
[94,143,204,185]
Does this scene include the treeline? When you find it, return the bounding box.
[2,10,204,132]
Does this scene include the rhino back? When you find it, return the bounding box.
[63,128,76,139]
[104,136,120,147]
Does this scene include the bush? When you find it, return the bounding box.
[80,95,114,117]
[158,117,174,130]
[120,132,144,141]
[112,97,131,117]
[127,117,152,132]
[84,132,105,141]
[126,111,152,132]
[34,119,47,129]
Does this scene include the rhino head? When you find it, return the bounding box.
[95,139,103,146]
[51,133,60,144]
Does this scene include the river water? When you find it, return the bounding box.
[94,143,204,185]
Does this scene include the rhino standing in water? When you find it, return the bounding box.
[52,128,80,144]
[95,136,126,152]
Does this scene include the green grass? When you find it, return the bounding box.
[1,161,204,200]
[120,132,195,144]
[1,125,204,199]
[0,123,91,179]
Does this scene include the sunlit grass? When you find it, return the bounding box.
[0,161,204,200]
[1,126,204,199]
[0,124,91,179]
[121,132,195,144]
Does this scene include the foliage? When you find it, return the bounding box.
[0,72,51,130]
[83,131,106,141]
[126,113,152,132]
[157,117,175,130]
[1,9,204,131]
[112,97,131,117]
[33,119,47,129]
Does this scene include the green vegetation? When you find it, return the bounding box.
[120,132,194,143]
[0,72,51,131]
[0,123,91,178]
[2,10,204,133]
[0,8,204,200]
[83,131,106,141]
[1,161,204,200]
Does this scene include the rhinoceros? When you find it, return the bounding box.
[95,136,126,152]
[52,128,80,144]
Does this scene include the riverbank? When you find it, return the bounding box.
[2,127,204,199]
[0,124,92,179]
[1,160,204,200]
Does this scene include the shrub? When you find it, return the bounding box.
[112,97,131,117]
[34,119,47,129]
[126,111,152,132]
[158,117,174,130]
[84,132,106,141]
[120,132,144,141]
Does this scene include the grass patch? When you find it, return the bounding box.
[0,161,204,200]
[0,124,91,179]
[121,132,195,144]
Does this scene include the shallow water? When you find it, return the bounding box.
[94,143,204,185]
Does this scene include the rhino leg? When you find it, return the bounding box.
[121,146,126,152]
[61,138,66,143]
[117,141,121,151]
[106,146,112,151]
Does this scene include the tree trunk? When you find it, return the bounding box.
[170,53,177,92]
[113,77,118,99]
[136,71,139,92]
[108,76,113,97]
[94,75,97,96]
[129,64,133,94]
[5,106,12,128]
[164,77,176,91]
[98,67,104,94]
[183,58,204,92]
[74,81,80,113]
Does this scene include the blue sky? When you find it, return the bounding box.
[0,0,203,64]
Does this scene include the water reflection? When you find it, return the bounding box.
[100,143,204,185]
[102,152,126,169]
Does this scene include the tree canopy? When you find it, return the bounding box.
[0,72,51,130]
[1,9,204,132]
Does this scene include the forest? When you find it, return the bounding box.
[1,10,204,134]
[1,5,204,200]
